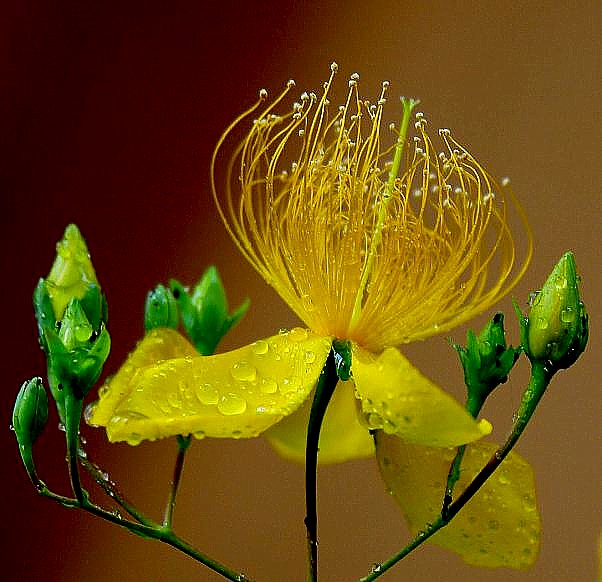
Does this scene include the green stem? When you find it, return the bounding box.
[442,393,485,516]
[361,361,551,581]
[305,348,339,582]
[79,453,154,526]
[64,391,86,504]
[163,434,192,529]
[27,453,249,581]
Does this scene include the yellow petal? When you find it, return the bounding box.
[375,432,541,569]
[265,379,374,465]
[352,344,491,446]
[89,327,332,445]
[89,328,199,427]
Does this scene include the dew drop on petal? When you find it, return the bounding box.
[260,377,278,394]
[217,393,247,415]
[230,360,257,382]
[288,327,308,342]
[251,340,269,355]
[195,384,219,406]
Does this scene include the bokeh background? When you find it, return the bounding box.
[3,1,600,581]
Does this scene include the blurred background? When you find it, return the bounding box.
[3,1,600,580]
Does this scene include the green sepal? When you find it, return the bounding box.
[453,313,520,416]
[144,284,179,331]
[33,279,56,352]
[522,252,588,372]
[13,377,49,449]
[332,339,352,381]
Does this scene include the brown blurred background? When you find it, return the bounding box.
[2,1,600,581]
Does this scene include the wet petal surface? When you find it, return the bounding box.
[376,432,541,569]
[89,328,331,444]
[265,379,374,465]
[352,344,492,446]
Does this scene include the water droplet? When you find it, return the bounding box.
[280,376,301,394]
[251,340,269,355]
[98,384,110,398]
[260,377,278,394]
[195,384,219,405]
[127,433,142,446]
[289,327,308,342]
[536,317,549,330]
[304,350,316,364]
[84,402,98,426]
[217,393,247,415]
[193,430,205,439]
[231,361,257,382]
[560,308,575,322]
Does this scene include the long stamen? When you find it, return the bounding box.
[349,97,419,330]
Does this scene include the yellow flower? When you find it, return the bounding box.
[89,64,538,568]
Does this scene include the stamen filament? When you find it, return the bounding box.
[349,97,419,330]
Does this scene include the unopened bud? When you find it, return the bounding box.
[13,377,49,448]
[46,224,99,320]
[170,266,249,355]
[144,284,179,331]
[526,252,588,369]
[454,313,519,415]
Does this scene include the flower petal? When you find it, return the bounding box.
[265,379,374,465]
[89,327,331,445]
[89,328,199,427]
[375,432,541,569]
[352,344,492,447]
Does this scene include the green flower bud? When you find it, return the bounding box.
[525,252,588,369]
[45,298,111,399]
[144,284,179,331]
[191,266,229,341]
[46,224,99,321]
[454,313,520,415]
[13,377,49,448]
[170,266,250,355]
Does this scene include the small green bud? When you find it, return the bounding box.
[46,224,99,321]
[191,266,229,341]
[144,284,179,331]
[45,298,111,399]
[170,266,250,355]
[13,377,49,448]
[525,252,588,369]
[454,313,520,415]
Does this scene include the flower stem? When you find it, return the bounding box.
[79,452,154,526]
[163,434,192,529]
[64,390,86,504]
[361,360,551,581]
[350,97,418,330]
[305,347,339,582]
[25,443,249,581]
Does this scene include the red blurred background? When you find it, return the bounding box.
[3,1,600,581]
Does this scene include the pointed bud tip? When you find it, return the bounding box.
[46,224,99,320]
